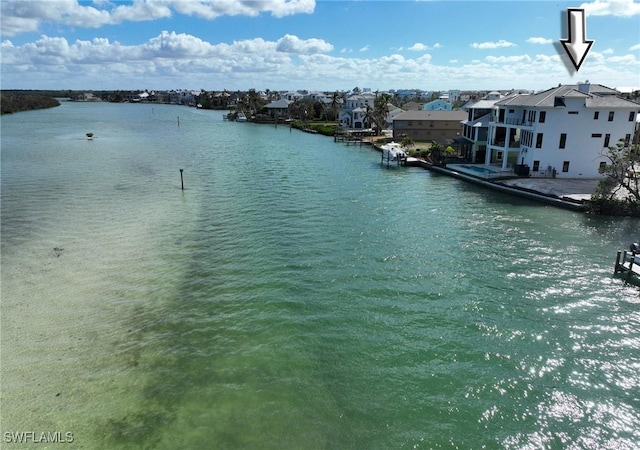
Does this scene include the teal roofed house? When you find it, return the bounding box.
[422,99,453,111]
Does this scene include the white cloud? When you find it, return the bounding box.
[486,55,532,64]
[0,0,316,37]
[579,0,640,16]
[359,45,370,52]
[1,30,638,92]
[526,37,553,45]
[276,34,332,54]
[408,42,442,51]
[607,54,639,64]
[409,43,428,51]
[630,43,640,51]
[471,40,517,49]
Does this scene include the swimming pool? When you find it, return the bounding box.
[460,165,496,174]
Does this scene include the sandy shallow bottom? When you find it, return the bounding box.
[1,239,153,447]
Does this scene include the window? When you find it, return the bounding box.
[592,133,602,138]
[630,111,636,122]
[599,161,607,172]
[496,151,503,161]
[539,111,546,123]
[508,109,515,113]
[608,111,614,121]
[533,160,540,172]
[594,111,599,120]
[559,133,567,149]
[562,161,570,172]
[604,134,610,147]
[568,111,579,115]
[625,134,632,146]
[536,133,543,148]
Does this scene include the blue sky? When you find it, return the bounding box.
[1,0,639,92]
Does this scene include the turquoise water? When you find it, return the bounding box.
[2,102,639,449]
[460,165,496,174]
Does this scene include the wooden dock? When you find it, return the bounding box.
[334,134,364,145]
[614,250,640,284]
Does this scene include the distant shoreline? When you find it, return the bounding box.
[1,92,61,114]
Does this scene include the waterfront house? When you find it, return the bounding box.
[339,93,377,129]
[265,98,292,119]
[461,91,516,163]
[485,82,639,178]
[392,110,467,146]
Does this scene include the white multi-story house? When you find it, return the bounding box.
[485,82,639,178]
[339,93,377,129]
[462,91,515,163]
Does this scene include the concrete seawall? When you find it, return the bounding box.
[405,159,587,212]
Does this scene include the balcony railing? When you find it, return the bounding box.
[490,118,534,127]
[489,140,521,148]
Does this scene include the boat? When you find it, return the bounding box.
[380,141,407,162]
[236,112,247,122]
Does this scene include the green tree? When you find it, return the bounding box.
[594,139,640,203]
[429,141,442,153]
[330,91,341,122]
[373,93,392,135]
[400,136,414,149]
[362,104,374,129]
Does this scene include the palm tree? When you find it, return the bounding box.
[330,91,341,122]
[363,104,374,129]
[373,93,392,135]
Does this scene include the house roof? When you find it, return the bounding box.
[462,112,492,127]
[266,98,291,109]
[393,110,467,121]
[494,83,639,109]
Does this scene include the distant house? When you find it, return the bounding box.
[392,110,467,145]
[384,105,405,130]
[283,91,304,102]
[402,101,424,111]
[461,91,513,163]
[73,92,101,102]
[339,93,376,129]
[422,99,453,111]
[485,82,639,178]
[265,98,291,119]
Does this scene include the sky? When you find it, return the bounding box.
[1,0,639,92]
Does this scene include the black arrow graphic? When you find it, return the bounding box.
[560,8,594,71]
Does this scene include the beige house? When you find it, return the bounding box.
[392,110,467,145]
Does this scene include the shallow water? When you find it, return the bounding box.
[1,102,639,449]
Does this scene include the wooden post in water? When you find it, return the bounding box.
[615,251,622,273]
[180,169,184,190]
[628,251,635,282]
[177,116,180,127]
